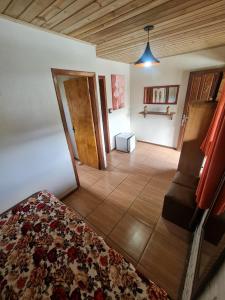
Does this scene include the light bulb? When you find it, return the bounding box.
[144,61,152,67]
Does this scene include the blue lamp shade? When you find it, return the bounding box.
[134,42,160,67]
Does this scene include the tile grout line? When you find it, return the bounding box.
[106,173,168,266]
[87,169,156,237]
[84,171,130,219]
[136,214,161,267]
[71,146,177,265]
[65,143,181,295]
[106,174,153,237]
[104,173,156,265]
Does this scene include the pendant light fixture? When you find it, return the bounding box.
[134,25,159,67]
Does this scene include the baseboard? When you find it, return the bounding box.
[60,186,79,201]
[137,139,176,150]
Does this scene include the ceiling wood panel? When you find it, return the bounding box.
[0,0,13,12]
[103,28,225,62]
[31,0,75,26]
[1,0,225,63]
[70,0,156,38]
[60,0,132,35]
[95,1,225,46]
[81,0,219,44]
[40,0,94,29]
[19,0,56,22]
[97,6,225,55]
[51,0,115,33]
[4,0,33,18]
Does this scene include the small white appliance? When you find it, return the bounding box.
[115,132,136,153]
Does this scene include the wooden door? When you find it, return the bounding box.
[64,77,99,169]
[177,69,223,150]
[178,101,217,176]
[98,76,110,153]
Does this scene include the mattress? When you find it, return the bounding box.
[0,191,169,299]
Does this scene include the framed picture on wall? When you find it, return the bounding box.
[144,85,179,104]
[152,87,167,103]
[111,74,125,110]
[168,86,179,103]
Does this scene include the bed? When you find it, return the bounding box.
[0,191,169,299]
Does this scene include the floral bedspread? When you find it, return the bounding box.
[0,191,169,300]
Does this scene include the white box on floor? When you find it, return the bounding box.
[115,133,136,153]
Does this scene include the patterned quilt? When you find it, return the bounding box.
[0,191,169,300]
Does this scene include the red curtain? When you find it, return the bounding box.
[196,85,225,215]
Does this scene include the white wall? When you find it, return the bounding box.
[96,58,130,149]
[0,18,98,212]
[130,46,225,148]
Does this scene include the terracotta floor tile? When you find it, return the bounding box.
[120,180,144,195]
[125,173,151,187]
[64,142,186,298]
[155,217,192,243]
[105,178,145,211]
[109,213,153,261]
[128,197,160,227]
[87,201,124,235]
[106,237,137,267]
[139,183,166,205]
[120,178,146,194]
[85,220,106,239]
[106,188,135,212]
[98,171,128,188]
[138,221,190,300]
[78,164,104,178]
[106,155,123,167]
[64,188,102,217]
[78,173,99,188]
[87,181,115,200]
[149,177,171,190]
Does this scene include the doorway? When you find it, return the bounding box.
[51,69,105,183]
[98,76,110,153]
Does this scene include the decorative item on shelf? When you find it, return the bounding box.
[144,105,148,116]
[134,25,160,68]
[139,105,175,120]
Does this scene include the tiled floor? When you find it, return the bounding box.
[64,142,191,299]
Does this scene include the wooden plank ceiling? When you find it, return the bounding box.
[1,0,225,63]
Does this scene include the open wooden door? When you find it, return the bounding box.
[177,69,224,150]
[178,101,217,176]
[64,77,99,169]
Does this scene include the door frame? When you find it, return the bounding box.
[176,67,225,150]
[51,68,105,185]
[176,72,194,150]
[98,75,110,153]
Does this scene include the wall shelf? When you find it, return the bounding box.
[139,105,175,120]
